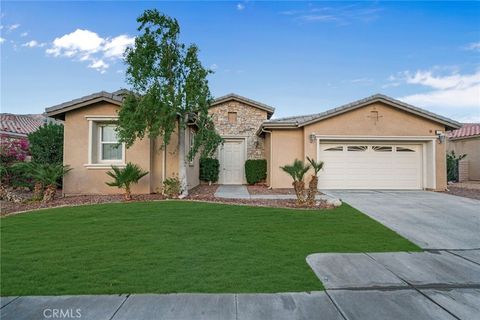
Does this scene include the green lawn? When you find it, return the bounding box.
[1,201,419,295]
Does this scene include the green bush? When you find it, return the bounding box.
[446,151,467,182]
[199,158,219,183]
[245,159,267,185]
[163,176,182,198]
[28,123,64,164]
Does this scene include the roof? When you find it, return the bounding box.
[212,93,275,119]
[260,94,461,132]
[0,114,46,137]
[447,123,480,140]
[45,89,129,119]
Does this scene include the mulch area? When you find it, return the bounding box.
[247,185,296,195]
[186,184,332,210]
[2,184,333,216]
[1,192,166,217]
[443,186,480,200]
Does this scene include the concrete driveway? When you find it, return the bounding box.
[325,190,480,249]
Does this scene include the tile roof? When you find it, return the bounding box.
[0,114,46,136]
[262,94,461,130]
[447,123,480,139]
[212,93,275,118]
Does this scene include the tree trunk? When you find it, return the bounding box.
[293,181,306,206]
[43,184,56,202]
[178,120,188,197]
[33,181,43,200]
[307,175,318,206]
[125,185,131,201]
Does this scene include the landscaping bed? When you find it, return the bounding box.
[1,201,420,295]
[1,191,165,216]
[444,182,480,200]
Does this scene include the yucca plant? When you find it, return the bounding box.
[106,163,148,201]
[306,156,324,205]
[280,159,311,205]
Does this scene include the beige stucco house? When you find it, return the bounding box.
[447,123,480,181]
[46,91,460,195]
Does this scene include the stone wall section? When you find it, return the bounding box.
[209,101,268,159]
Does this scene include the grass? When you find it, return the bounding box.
[1,201,420,295]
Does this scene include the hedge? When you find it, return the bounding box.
[245,159,267,185]
[200,158,219,183]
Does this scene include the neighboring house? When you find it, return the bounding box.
[0,113,46,139]
[46,91,460,195]
[447,123,480,180]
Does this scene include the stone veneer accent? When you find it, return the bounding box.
[209,100,268,159]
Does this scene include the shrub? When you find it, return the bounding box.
[28,123,64,164]
[106,163,148,201]
[199,158,219,183]
[447,151,467,182]
[0,136,31,188]
[245,159,267,185]
[163,176,182,198]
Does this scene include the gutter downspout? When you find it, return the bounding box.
[162,142,166,195]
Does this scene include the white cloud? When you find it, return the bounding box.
[103,35,135,58]
[8,24,20,31]
[465,42,480,52]
[20,32,28,37]
[46,29,134,73]
[210,63,218,71]
[22,40,46,48]
[236,3,245,11]
[0,37,5,44]
[395,69,480,110]
[282,4,382,25]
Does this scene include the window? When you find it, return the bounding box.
[98,124,123,162]
[228,112,237,124]
[324,146,344,152]
[347,146,368,152]
[372,146,392,152]
[396,147,415,152]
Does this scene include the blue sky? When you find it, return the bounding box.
[1,1,479,122]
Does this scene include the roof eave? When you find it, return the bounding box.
[45,96,123,119]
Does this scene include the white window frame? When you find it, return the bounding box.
[97,124,124,164]
[84,116,126,169]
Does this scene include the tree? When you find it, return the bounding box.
[117,9,222,196]
[306,156,324,206]
[106,163,149,201]
[28,123,64,164]
[280,159,311,205]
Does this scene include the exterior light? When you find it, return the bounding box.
[309,133,316,143]
[435,130,445,144]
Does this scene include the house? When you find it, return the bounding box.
[447,123,480,181]
[0,113,47,139]
[45,91,460,195]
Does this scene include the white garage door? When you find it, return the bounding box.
[317,143,422,189]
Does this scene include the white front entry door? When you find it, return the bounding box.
[317,143,423,189]
[219,140,245,184]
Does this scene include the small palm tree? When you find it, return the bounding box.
[306,156,324,205]
[280,159,311,205]
[38,164,72,202]
[106,163,148,201]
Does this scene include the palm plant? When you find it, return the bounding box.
[280,159,311,205]
[106,163,148,201]
[38,164,72,202]
[306,156,324,205]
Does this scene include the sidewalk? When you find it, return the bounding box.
[214,185,337,201]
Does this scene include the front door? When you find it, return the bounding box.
[219,140,245,184]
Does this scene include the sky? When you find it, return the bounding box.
[1,1,479,122]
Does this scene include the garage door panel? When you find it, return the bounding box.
[318,143,422,189]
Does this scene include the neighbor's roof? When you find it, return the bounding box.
[0,114,45,137]
[260,94,461,133]
[45,89,129,119]
[447,123,480,140]
[212,93,275,118]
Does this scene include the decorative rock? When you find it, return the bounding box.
[327,198,342,207]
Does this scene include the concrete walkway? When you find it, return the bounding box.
[3,250,479,320]
[214,185,336,201]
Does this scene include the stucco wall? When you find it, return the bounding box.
[447,137,480,180]
[209,100,268,160]
[268,102,448,190]
[63,102,152,195]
